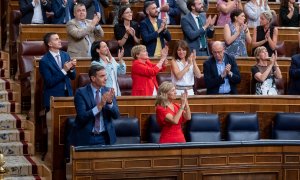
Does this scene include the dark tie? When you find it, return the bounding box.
[94,89,104,132]
[196,16,207,49]
[55,54,62,69]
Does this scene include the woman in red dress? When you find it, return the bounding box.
[155,81,191,143]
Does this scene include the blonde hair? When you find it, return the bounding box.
[131,45,147,59]
[155,81,174,107]
[254,46,267,61]
[261,11,273,23]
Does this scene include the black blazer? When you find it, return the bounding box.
[288,54,300,95]
[203,53,241,94]
[19,0,52,24]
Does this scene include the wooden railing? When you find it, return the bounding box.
[19,24,300,42]
[49,95,300,179]
[70,141,300,179]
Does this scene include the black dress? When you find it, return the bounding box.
[252,25,275,57]
[114,21,140,57]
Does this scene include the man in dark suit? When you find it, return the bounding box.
[73,65,120,146]
[146,0,180,25]
[288,54,300,95]
[181,0,216,56]
[19,0,52,24]
[140,1,171,57]
[51,0,74,24]
[39,32,77,112]
[203,41,241,95]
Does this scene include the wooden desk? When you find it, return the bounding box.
[49,95,300,179]
[70,141,300,180]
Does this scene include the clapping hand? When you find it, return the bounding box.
[117,47,124,62]
[92,14,100,26]
[180,89,188,109]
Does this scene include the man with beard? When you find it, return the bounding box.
[181,0,217,56]
[140,1,172,57]
[90,40,126,96]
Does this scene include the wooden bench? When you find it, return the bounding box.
[19,24,300,43]
[48,95,300,179]
[70,141,300,179]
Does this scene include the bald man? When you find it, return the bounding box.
[203,41,241,95]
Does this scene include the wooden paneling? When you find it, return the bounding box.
[19,24,300,42]
[49,96,300,179]
[70,143,300,179]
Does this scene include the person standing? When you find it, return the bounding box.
[19,0,52,24]
[73,65,120,146]
[181,0,216,56]
[91,40,126,96]
[140,1,171,57]
[203,41,241,95]
[66,3,104,57]
[131,45,168,96]
[288,53,300,95]
[39,32,76,112]
[155,82,191,143]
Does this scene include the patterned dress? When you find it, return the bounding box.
[225,23,248,57]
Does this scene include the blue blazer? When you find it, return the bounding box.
[39,51,76,111]
[73,85,120,146]
[51,0,74,24]
[140,17,171,57]
[181,12,214,56]
[151,0,180,25]
[203,53,241,94]
[19,0,52,24]
[288,54,300,95]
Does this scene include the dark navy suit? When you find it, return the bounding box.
[149,0,180,25]
[140,17,171,57]
[51,0,74,24]
[73,85,120,146]
[19,0,52,24]
[288,54,300,95]
[203,53,241,94]
[39,51,76,111]
[181,12,214,56]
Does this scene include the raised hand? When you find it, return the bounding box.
[210,15,217,27]
[91,14,100,26]
[118,47,124,61]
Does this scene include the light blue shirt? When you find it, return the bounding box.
[91,57,126,96]
[216,59,231,94]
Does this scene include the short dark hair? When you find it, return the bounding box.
[186,0,195,12]
[88,64,105,79]
[43,32,57,48]
[91,40,106,61]
[143,1,156,15]
[118,5,131,23]
[230,9,243,22]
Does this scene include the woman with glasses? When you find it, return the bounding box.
[114,5,140,57]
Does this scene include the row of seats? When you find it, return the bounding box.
[64,112,300,161]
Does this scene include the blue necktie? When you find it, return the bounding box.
[197,16,207,49]
[94,89,105,133]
